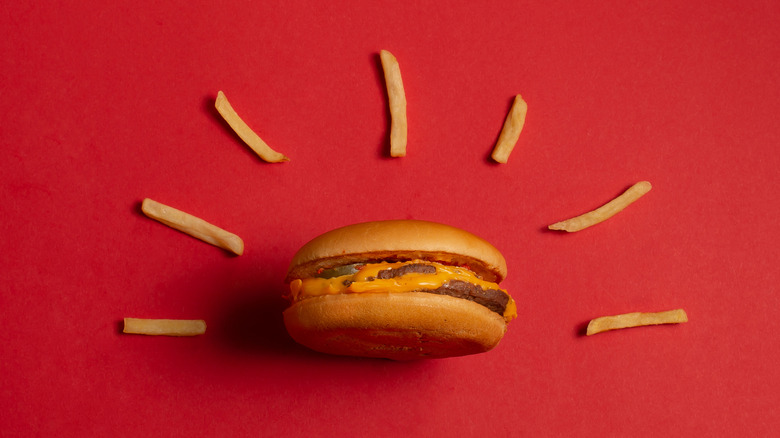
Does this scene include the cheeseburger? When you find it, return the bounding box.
[283,220,516,360]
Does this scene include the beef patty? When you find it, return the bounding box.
[374,264,509,315]
[428,280,509,315]
[376,263,437,279]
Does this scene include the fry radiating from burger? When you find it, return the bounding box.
[549,181,652,232]
[379,50,408,157]
[123,318,207,336]
[491,94,528,164]
[141,198,244,255]
[282,220,516,360]
[214,90,289,163]
[586,309,688,336]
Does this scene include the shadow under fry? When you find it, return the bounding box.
[575,320,590,337]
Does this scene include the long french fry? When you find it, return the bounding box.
[141,198,244,255]
[215,90,289,163]
[586,309,688,336]
[123,318,207,336]
[549,181,652,232]
[380,50,408,157]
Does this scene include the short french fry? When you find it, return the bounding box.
[549,181,652,232]
[215,90,289,163]
[491,95,528,163]
[123,318,207,336]
[141,198,244,255]
[586,309,688,336]
[380,50,408,157]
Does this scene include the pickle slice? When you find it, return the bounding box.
[315,263,364,279]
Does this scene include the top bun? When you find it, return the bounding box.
[286,220,507,283]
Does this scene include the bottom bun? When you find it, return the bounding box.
[283,292,508,360]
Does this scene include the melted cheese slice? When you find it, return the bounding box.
[289,260,517,321]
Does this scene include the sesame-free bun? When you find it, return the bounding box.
[286,220,507,283]
[283,292,507,360]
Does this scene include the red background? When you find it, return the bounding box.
[2,1,778,436]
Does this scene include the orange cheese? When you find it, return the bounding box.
[289,260,516,321]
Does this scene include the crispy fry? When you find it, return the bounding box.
[380,50,408,157]
[549,181,652,232]
[491,95,528,163]
[123,318,207,336]
[586,309,688,336]
[215,90,289,163]
[141,198,244,255]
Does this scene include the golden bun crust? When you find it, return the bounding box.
[286,220,507,283]
[283,292,508,360]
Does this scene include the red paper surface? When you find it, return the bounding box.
[2,1,778,436]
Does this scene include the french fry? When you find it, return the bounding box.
[380,50,408,157]
[141,198,244,256]
[123,318,207,336]
[215,90,289,163]
[548,181,652,232]
[491,95,528,163]
[586,309,688,336]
